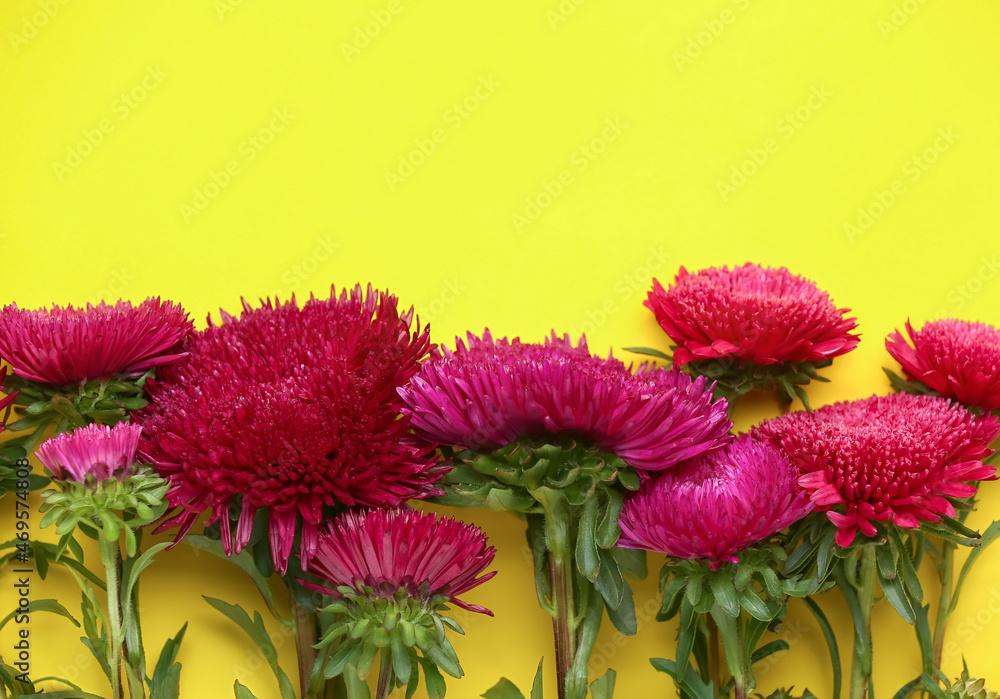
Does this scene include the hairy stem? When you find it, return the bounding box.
[292,592,319,699]
[99,537,125,699]
[849,547,877,699]
[375,652,393,699]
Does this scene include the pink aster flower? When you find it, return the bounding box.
[399,330,732,471]
[36,422,142,482]
[645,264,859,366]
[0,298,192,386]
[754,394,1000,547]
[138,286,443,575]
[887,319,1000,412]
[616,436,813,569]
[302,508,497,615]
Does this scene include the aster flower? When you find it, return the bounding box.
[0,298,192,386]
[618,436,813,569]
[36,422,142,482]
[400,330,732,471]
[631,438,813,699]
[401,330,731,699]
[306,509,495,698]
[753,393,1000,547]
[643,264,859,405]
[0,366,15,418]
[303,508,496,614]
[138,285,442,575]
[886,319,1000,412]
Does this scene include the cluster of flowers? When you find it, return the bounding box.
[1,265,998,699]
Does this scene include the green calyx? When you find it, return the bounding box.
[683,357,833,410]
[38,466,169,556]
[944,671,999,699]
[439,436,639,514]
[3,371,152,451]
[755,688,818,699]
[318,584,464,688]
[658,544,805,625]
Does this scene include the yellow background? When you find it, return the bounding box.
[2,0,999,696]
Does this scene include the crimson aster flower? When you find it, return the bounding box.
[302,508,497,615]
[645,264,859,366]
[886,319,1000,412]
[399,330,732,471]
[754,393,1000,547]
[36,422,142,482]
[138,286,442,575]
[0,299,192,386]
[617,436,812,569]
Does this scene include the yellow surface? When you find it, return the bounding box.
[2,0,999,696]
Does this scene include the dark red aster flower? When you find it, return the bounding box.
[0,299,192,385]
[399,330,732,471]
[887,319,1000,412]
[138,286,442,574]
[617,436,813,569]
[302,508,497,615]
[753,394,1000,547]
[645,264,859,366]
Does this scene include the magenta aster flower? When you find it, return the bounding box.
[138,286,443,575]
[302,508,497,615]
[399,330,732,471]
[0,299,192,386]
[0,367,15,422]
[36,422,142,482]
[616,436,812,569]
[645,264,859,366]
[754,394,1000,547]
[886,319,1000,412]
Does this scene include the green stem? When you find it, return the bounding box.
[849,547,877,699]
[374,652,393,699]
[932,539,955,672]
[706,616,722,696]
[535,489,580,699]
[292,592,319,699]
[733,618,751,699]
[99,537,125,699]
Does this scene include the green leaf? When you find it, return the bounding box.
[0,598,80,634]
[950,520,1000,614]
[892,677,923,699]
[589,669,616,699]
[123,542,172,618]
[612,546,646,579]
[649,658,714,699]
[710,605,749,693]
[234,681,260,699]
[674,599,698,684]
[391,632,412,685]
[424,637,463,679]
[879,566,916,625]
[481,678,526,699]
[833,566,871,676]
[149,623,187,689]
[530,658,544,699]
[596,490,624,548]
[708,573,740,618]
[184,535,286,624]
[417,656,447,699]
[576,497,601,582]
[604,580,637,635]
[802,597,842,699]
[203,597,296,699]
[623,346,673,362]
[737,588,774,622]
[343,664,372,699]
[750,640,789,664]
[593,547,625,609]
[888,529,924,603]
